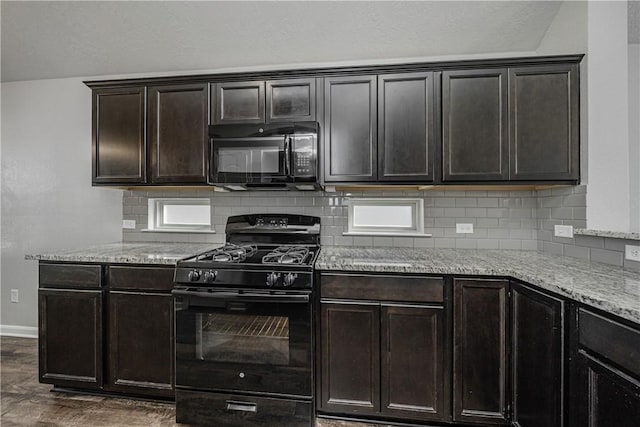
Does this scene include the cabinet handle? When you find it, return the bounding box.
[226,400,257,413]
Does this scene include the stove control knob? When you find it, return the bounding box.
[266,272,280,287]
[203,270,217,283]
[188,270,201,282]
[283,273,298,287]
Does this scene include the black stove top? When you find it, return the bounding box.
[175,214,320,290]
[191,243,315,266]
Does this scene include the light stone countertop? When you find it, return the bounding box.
[574,228,640,241]
[26,243,640,324]
[316,247,640,325]
[25,242,218,265]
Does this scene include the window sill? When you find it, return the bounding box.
[141,229,216,234]
[343,232,432,238]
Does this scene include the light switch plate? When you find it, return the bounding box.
[456,223,474,234]
[10,289,19,303]
[625,245,640,262]
[122,220,136,229]
[554,225,574,238]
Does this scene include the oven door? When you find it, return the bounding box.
[174,289,312,397]
[211,136,291,185]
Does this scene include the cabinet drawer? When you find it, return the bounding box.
[39,263,102,289]
[108,266,174,292]
[579,308,640,378]
[321,274,444,303]
[176,390,312,427]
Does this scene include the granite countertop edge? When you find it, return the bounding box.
[25,242,219,266]
[26,244,640,325]
[316,247,640,325]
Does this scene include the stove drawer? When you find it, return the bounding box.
[176,389,312,427]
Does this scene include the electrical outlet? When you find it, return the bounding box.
[625,245,640,262]
[554,225,574,238]
[10,289,19,303]
[122,220,136,229]
[456,223,474,234]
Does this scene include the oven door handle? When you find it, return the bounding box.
[172,289,310,304]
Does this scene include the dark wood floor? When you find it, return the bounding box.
[0,336,382,427]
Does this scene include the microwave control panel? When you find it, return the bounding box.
[292,135,317,178]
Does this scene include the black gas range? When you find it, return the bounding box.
[173,214,320,427]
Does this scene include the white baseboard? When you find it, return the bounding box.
[0,325,38,338]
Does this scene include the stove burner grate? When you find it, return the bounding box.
[197,243,258,263]
[262,246,311,265]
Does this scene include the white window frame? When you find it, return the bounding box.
[344,198,430,237]
[144,198,214,233]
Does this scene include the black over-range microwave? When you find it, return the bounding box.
[209,121,319,191]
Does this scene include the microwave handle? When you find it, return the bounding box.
[284,135,291,176]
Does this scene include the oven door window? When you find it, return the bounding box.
[197,312,290,365]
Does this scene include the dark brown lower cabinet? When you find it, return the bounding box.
[453,279,509,425]
[575,351,640,427]
[38,289,103,389]
[320,302,380,415]
[106,292,174,397]
[511,283,564,427]
[38,262,174,400]
[319,300,445,423]
[381,304,445,421]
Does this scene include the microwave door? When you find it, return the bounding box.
[213,136,287,182]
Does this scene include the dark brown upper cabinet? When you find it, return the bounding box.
[511,283,565,427]
[213,81,265,124]
[323,75,377,182]
[509,64,579,181]
[148,84,209,184]
[442,69,508,182]
[453,279,510,425]
[92,87,146,184]
[378,72,436,182]
[266,78,316,122]
[213,78,316,124]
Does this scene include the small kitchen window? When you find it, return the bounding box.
[345,198,429,236]
[145,198,214,233]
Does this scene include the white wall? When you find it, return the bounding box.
[629,43,640,233]
[0,78,122,330]
[586,1,630,232]
[536,0,588,55]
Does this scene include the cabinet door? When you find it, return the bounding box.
[442,69,508,181]
[509,64,579,181]
[575,351,640,427]
[92,87,146,184]
[266,78,316,122]
[323,75,377,182]
[107,292,174,397]
[213,81,265,124]
[381,304,446,422]
[148,83,208,184]
[38,289,103,389]
[453,279,510,424]
[320,302,380,415]
[378,72,435,182]
[511,283,565,427]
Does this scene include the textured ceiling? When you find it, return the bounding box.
[1,1,566,82]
